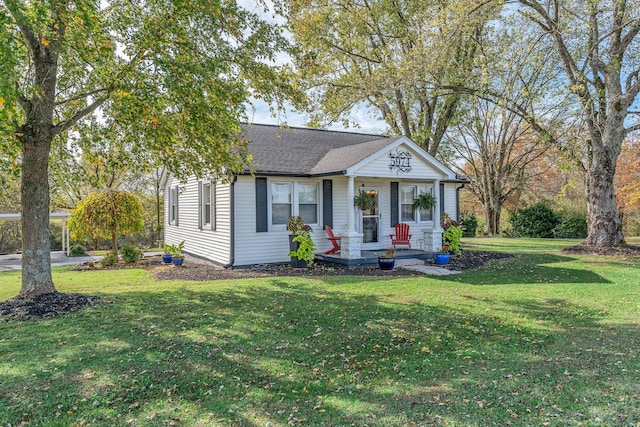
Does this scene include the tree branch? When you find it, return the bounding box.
[623,122,640,138]
[55,88,111,106]
[53,96,110,136]
[4,0,39,57]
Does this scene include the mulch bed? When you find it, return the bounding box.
[151,250,513,282]
[0,292,101,321]
[1,250,511,320]
[562,244,640,256]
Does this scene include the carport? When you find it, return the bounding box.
[0,212,71,255]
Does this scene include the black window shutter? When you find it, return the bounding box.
[322,180,333,227]
[390,182,399,227]
[255,177,268,232]
[440,182,445,215]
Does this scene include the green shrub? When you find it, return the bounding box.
[443,225,462,254]
[121,244,143,263]
[555,212,588,238]
[511,203,559,238]
[69,244,86,256]
[288,229,316,266]
[460,212,478,237]
[100,253,118,267]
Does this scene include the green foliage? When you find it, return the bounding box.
[288,229,316,266]
[100,253,117,267]
[353,189,376,211]
[411,193,436,211]
[120,244,143,264]
[460,212,478,237]
[69,190,144,256]
[443,225,462,254]
[511,203,560,238]
[286,0,498,155]
[69,244,86,257]
[164,240,185,258]
[555,212,588,239]
[286,216,305,234]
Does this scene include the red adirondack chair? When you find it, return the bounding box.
[390,223,412,249]
[324,225,341,254]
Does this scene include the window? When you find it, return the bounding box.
[201,182,216,230]
[298,183,318,224]
[169,185,179,225]
[269,181,319,227]
[271,182,292,225]
[418,186,433,222]
[400,186,415,221]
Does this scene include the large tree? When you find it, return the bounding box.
[511,0,640,247]
[450,99,551,234]
[0,0,297,298]
[284,0,499,156]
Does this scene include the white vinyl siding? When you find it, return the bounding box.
[165,176,231,265]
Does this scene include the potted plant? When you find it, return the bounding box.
[412,193,436,212]
[162,243,173,264]
[377,248,396,270]
[354,189,375,211]
[434,245,450,265]
[166,240,185,266]
[286,216,315,268]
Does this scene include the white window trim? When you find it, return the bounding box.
[417,184,434,223]
[169,185,179,226]
[400,185,416,222]
[268,179,321,230]
[399,183,435,224]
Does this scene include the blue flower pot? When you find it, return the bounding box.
[162,253,173,264]
[434,253,450,265]
[378,258,395,270]
[172,257,184,266]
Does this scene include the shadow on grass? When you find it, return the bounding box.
[443,253,612,286]
[1,280,638,426]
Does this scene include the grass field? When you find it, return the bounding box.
[1,238,639,426]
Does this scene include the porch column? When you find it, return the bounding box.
[61,220,66,256]
[432,179,443,251]
[341,175,362,259]
[346,175,355,233]
[66,219,70,256]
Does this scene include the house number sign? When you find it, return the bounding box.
[388,149,412,174]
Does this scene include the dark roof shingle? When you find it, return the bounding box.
[241,123,391,176]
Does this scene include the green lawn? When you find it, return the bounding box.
[1,238,639,426]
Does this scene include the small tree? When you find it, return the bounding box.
[69,190,144,258]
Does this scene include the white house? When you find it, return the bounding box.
[162,124,466,267]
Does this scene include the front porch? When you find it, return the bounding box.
[316,248,435,267]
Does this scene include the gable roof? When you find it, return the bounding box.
[241,123,391,176]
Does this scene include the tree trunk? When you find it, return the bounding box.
[20,127,56,298]
[483,204,501,235]
[111,231,118,258]
[584,141,625,247]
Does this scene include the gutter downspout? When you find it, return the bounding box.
[224,175,238,268]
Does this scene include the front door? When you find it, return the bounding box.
[361,186,380,248]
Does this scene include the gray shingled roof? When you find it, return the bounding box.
[241,123,392,176]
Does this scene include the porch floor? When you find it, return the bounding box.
[316,248,435,267]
